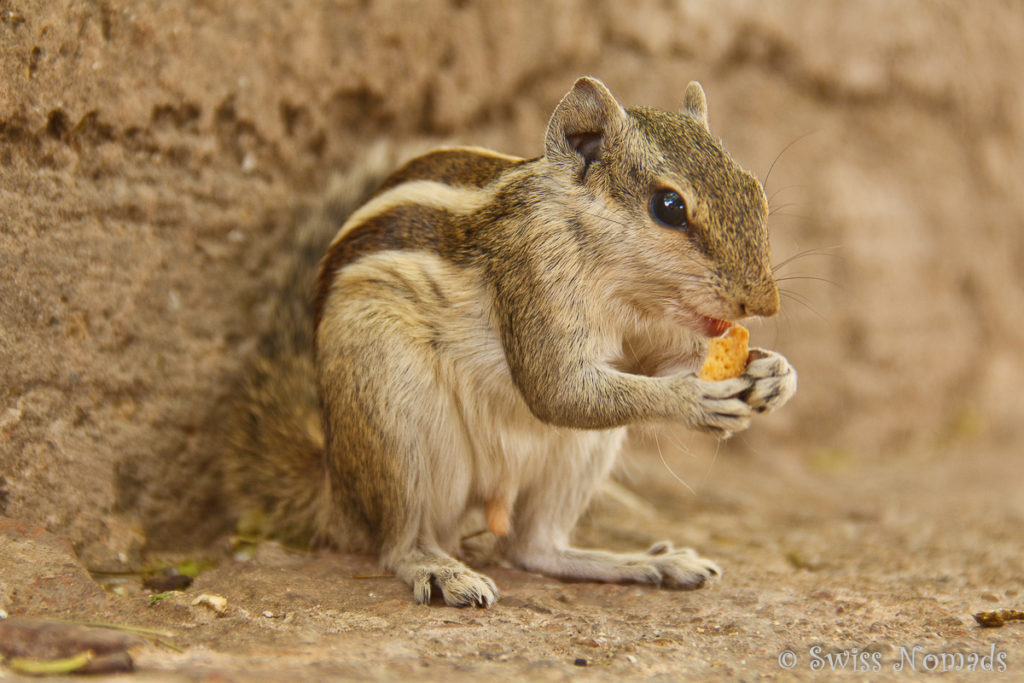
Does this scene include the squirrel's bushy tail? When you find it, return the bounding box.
[224,144,410,549]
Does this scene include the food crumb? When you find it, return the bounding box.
[191,594,228,615]
[699,324,749,381]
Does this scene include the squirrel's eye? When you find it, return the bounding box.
[650,190,689,230]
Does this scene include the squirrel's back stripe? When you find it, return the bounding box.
[373,147,525,194]
[315,148,525,333]
[328,180,494,249]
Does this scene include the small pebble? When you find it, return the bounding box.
[573,657,587,667]
[981,592,1000,602]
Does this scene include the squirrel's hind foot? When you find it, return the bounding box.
[644,540,721,589]
[512,542,720,591]
[393,549,499,607]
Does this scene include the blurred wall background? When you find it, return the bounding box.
[2,1,1022,566]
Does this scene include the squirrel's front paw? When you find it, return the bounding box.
[684,375,755,438]
[743,348,797,414]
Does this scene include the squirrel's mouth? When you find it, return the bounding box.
[667,302,734,337]
[693,314,733,338]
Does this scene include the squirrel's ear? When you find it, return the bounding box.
[545,77,628,171]
[682,81,709,130]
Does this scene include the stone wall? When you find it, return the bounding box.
[3,1,1022,565]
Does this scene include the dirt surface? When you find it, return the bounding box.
[3,1,1024,680]
[3,442,1022,680]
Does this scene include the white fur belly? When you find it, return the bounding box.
[331,251,626,542]
[402,256,625,536]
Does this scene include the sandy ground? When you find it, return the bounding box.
[4,436,1023,680]
[3,1,1024,679]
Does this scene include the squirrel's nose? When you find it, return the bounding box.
[739,285,780,318]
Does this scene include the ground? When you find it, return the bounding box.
[4,438,1022,680]
[2,1,1023,680]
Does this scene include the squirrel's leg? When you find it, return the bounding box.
[502,431,720,590]
[319,261,500,607]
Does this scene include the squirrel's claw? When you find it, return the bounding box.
[410,565,499,608]
[684,375,755,437]
[744,348,797,414]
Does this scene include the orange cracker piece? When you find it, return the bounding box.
[485,497,510,537]
[699,324,749,381]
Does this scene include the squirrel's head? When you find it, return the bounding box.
[543,76,779,333]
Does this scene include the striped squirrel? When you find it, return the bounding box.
[228,77,797,607]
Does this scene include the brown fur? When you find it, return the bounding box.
[313,150,531,330]
[373,148,526,193]
[228,78,798,606]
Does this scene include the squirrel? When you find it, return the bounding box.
[226,77,797,607]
